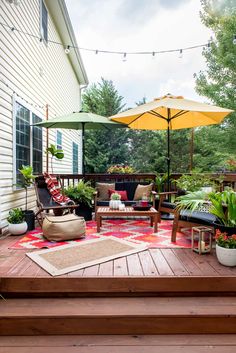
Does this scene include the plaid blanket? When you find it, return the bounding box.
[43,173,73,205]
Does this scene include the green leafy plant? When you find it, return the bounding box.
[110,192,121,200]
[155,173,168,192]
[7,208,25,224]
[176,190,236,227]
[18,165,36,210]
[175,173,215,192]
[107,165,135,174]
[215,229,236,249]
[45,144,64,174]
[64,180,95,208]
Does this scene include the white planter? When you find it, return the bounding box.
[8,222,28,236]
[216,244,236,267]
[109,200,121,210]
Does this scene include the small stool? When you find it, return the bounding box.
[42,214,86,242]
[191,226,213,254]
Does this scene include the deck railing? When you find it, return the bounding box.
[56,173,236,191]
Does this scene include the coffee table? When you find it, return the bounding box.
[96,206,158,233]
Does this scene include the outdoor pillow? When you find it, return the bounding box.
[108,189,128,201]
[133,183,153,201]
[96,182,115,201]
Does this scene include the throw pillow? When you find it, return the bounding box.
[133,183,153,201]
[108,189,128,201]
[96,182,115,201]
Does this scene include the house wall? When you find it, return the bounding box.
[0,0,84,228]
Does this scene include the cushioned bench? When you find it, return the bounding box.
[172,209,216,242]
[94,181,155,218]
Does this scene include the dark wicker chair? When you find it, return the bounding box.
[34,175,78,226]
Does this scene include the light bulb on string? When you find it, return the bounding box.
[95,50,98,54]
[179,49,183,58]
[152,52,155,60]
[64,45,70,54]
[122,53,127,62]
[233,35,236,45]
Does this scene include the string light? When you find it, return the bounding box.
[179,49,183,58]
[65,45,70,54]
[0,21,212,58]
[233,35,236,45]
[0,76,45,110]
[122,53,127,62]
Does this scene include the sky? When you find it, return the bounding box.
[65,0,213,108]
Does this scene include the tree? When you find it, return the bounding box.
[82,78,131,172]
[195,0,236,154]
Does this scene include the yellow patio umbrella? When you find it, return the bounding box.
[110,94,233,190]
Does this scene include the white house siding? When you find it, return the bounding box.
[0,0,86,228]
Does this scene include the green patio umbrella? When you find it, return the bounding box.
[34,111,126,175]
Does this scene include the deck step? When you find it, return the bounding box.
[1,297,236,335]
[1,334,236,352]
[1,276,236,297]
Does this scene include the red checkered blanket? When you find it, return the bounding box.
[43,173,73,205]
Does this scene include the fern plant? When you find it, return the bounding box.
[176,190,236,227]
[64,180,95,207]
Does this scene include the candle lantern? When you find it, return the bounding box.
[191,226,213,254]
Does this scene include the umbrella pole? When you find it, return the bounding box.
[82,122,85,177]
[167,109,171,193]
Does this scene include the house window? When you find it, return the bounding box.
[56,130,62,150]
[72,142,78,174]
[40,0,48,43]
[14,101,43,185]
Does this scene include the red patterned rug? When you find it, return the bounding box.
[9,219,192,250]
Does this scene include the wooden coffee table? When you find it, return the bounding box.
[96,206,158,233]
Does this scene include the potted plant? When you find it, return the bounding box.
[109,192,121,209]
[18,165,36,231]
[176,189,236,266]
[7,208,27,235]
[215,229,236,266]
[174,173,215,194]
[64,180,95,221]
[45,144,64,174]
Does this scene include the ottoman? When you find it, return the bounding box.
[42,214,86,241]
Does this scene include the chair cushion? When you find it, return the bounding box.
[133,183,153,201]
[180,210,216,225]
[161,201,176,209]
[96,182,115,201]
[115,181,135,200]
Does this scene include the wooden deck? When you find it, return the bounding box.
[1,334,236,352]
[1,233,236,340]
[1,233,236,279]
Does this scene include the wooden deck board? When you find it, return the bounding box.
[0,233,236,279]
[1,335,236,353]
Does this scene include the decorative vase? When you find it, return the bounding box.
[8,222,28,236]
[216,244,236,267]
[109,200,121,210]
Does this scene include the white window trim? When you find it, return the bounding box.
[39,0,48,45]
[13,94,44,190]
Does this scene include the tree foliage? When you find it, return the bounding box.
[194,0,236,160]
[82,78,131,172]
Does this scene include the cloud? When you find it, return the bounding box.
[65,0,213,106]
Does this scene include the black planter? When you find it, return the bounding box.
[75,204,92,221]
[23,210,35,231]
[213,222,236,236]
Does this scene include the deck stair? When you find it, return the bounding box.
[1,276,236,336]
